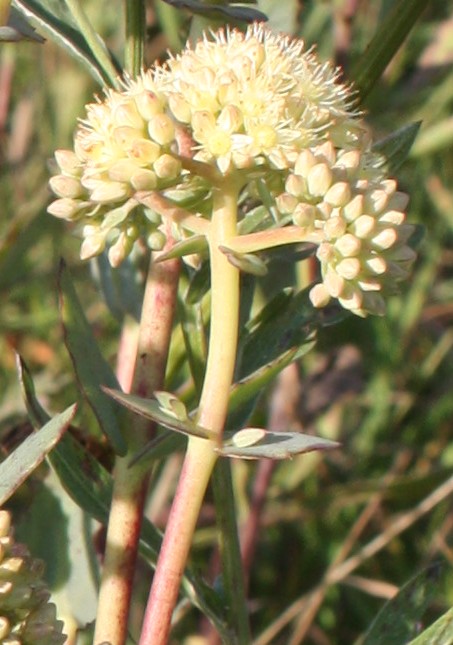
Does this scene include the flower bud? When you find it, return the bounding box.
[48,175,83,199]
[307,163,333,197]
[54,149,80,175]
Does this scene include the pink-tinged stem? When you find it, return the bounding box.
[94,229,180,645]
[139,179,241,645]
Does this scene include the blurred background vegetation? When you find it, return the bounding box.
[1,1,453,643]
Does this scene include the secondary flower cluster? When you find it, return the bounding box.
[48,76,183,267]
[48,23,415,316]
[276,142,415,316]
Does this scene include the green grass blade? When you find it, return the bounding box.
[351,0,431,100]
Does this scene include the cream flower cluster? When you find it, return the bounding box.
[0,511,65,645]
[48,24,365,267]
[157,23,363,173]
[48,78,183,267]
[276,142,415,316]
[48,23,415,316]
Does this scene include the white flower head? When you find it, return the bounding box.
[158,23,363,173]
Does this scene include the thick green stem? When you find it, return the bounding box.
[93,235,180,645]
[138,179,241,645]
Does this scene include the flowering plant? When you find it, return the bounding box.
[3,2,448,645]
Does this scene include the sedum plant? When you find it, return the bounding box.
[46,21,415,645]
[3,1,442,644]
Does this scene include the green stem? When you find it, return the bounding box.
[124,0,145,77]
[138,178,242,645]
[93,234,180,645]
[64,0,120,88]
[212,459,252,645]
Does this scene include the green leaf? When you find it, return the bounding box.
[219,427,339,460]
[58,261,127,456]
[17,356,230,638]
[156,235,208,262]
[408,607,453,645]
[0,404,75,506]
[93,254,143,322]
[0,5,44,41]
[162,0,267,23]
[373,122,422,173]
[239,287,325,378]
[220,246,268,277]
[12,0,114,86]
[361,563,443,645]
[103,387,216,440]
[186,260,211,304]
[178,293,207,396]
[351,0,430,100]
[17,354,113,521]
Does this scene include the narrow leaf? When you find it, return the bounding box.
[362,563,443,645]
[156,235,208,262]
[17,357,230,637]
[162,0,267,22]
[58,261,127,455]
[239,287,324,378]
[92,254,143,322]
[219,428,340,460]
[17,354,113,521]
[0,404,76,506]
[373,122,422,173]
[13,0,111,86]
[351,0,430,100]
[103,387,216,440]
[178,295,207,396]
[408,607,453,645]
[0,5,44,41]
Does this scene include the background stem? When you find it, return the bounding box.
[124,0,145,77]
[93,234,180,645]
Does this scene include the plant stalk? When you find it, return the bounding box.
[139,179,242,645]
[124,0,146,77]
[93,231,180,645]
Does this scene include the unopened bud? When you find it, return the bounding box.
[324,181,351,207]
[307,163,333,197]
[148,113,175,146]
[48,175,83,199]
[335,233,361,257]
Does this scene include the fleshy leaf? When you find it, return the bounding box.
[58,260,127,455]
[361,563,443,645]
[0,403,75,506]
[408,607,453,645]
[219,428,340,460]
[373,122,422,173]
[154,391,189,420]
[220,246,268,277]
[103,387,216,440]
[156,235,208,262]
